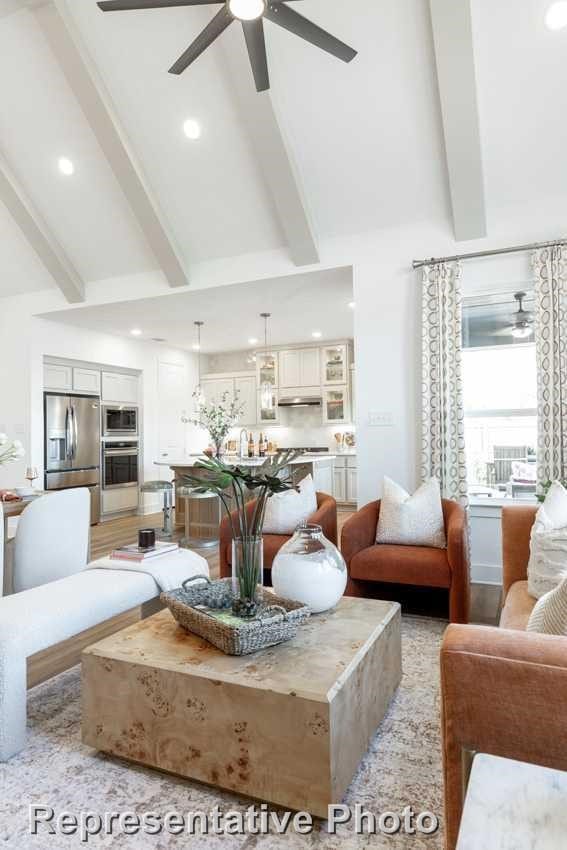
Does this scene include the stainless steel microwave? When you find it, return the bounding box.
[102,404,138,437]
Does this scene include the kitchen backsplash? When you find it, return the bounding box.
[228,406,355,452]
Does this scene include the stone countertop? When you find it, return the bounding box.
[155,454,337,468]
[456,754,567,849]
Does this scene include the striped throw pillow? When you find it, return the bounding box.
[527,574,567,636]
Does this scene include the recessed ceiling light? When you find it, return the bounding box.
[58,157,74,176]
[348,301,356,310]
[192,343,201,351]
[130,328,142,336]
[248,337,259,346]
[183,118,201,140]
[312,331,322,339]
[545,1,567,29]
[229,0,265,21]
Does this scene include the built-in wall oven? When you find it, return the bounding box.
[103,441,139,490]
[102,405,138,437]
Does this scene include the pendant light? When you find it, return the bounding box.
[260,312,274,412]
[194,321,205,409]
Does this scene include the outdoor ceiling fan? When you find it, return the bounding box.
[96,0,357,92]
[493,292,535,339]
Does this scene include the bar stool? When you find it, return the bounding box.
[140,481,174,539]
[177,486,220,549]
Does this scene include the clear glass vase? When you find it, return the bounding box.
[271,523,347,613]
[231,536,264,618]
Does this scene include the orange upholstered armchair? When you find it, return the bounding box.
[219,492,338,582]
[341,499,470,624]
[440,505,567,850]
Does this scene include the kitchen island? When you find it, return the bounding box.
[154,454,336,544]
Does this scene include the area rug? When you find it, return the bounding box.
[0,616,446,850]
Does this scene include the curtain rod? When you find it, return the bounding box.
[412,237,567,270]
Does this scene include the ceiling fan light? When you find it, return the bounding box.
[511,325,534,339]
[229,0,265,21]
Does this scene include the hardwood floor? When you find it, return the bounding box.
[91,509,356,582]
[90,509,499,624]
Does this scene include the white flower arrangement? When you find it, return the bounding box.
[0,434,26,466]
[184,391,245,457]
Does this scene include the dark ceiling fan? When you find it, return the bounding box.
[97,0,357,92]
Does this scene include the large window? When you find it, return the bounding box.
[462,293,537,500]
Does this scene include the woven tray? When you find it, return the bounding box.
[161,575,311,656]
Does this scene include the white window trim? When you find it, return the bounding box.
[465,408,537,419]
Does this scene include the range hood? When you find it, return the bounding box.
[278,395,322,408]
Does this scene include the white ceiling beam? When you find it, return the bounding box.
[429,0,487,242]
[0,152,84,302]
[36,0,190,288]
[220,29,319,267]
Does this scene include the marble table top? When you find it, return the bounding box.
[457,754,567,849]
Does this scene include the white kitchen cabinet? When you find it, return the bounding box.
[346,467,358,504]
[73,368,101,395]
[321,344,349,385]
[234,376,257,426]
[312,459,334,495]
[200,378,234,406]
[102,372,139,404]
[44,363,72,392]
[279,348,320,389]
[102,487,139,515]
[323,386,350,424]
[279,350,301,388]
[301,348,320,387]
[334,467,347,502]
[334,456,357,505]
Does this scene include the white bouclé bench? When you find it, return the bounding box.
[0,557,208,762]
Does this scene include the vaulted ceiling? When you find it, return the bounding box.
[0,0,565,301]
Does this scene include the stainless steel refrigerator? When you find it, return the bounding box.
[44,393,101,524]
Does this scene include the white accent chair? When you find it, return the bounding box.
[0,489,209,762]
[10,489,90,594]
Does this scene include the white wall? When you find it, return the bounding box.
[1,201,560,515]
[0,291,201,509]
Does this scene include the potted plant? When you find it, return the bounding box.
[184,391,245,459]
[179,452,300,618]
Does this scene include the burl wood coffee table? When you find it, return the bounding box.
[82,597,402,817]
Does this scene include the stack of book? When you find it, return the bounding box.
[110,541,179,563]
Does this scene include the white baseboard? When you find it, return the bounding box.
[471,563,503,586]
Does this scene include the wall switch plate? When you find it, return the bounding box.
[369,411,394,428]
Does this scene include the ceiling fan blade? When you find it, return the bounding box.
[169,5,233,74]
[98,0,222,10]
[242,19,270,92]
[264,2,357,63]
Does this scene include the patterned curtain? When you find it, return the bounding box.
[533,245,567,489]
[421,262,468,505]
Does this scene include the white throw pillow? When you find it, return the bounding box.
[527,574,567,635]
[376,477,447,549]
[263,475,318,535]
[528,481,567,599]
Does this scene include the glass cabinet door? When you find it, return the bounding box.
[321,344,348,385]
[323,386,349,424]
[257,353,278,388]
[257,391,280,425]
